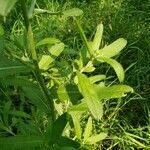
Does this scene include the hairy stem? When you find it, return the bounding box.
[21,0,55,121]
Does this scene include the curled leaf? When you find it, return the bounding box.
[97,57,125,82]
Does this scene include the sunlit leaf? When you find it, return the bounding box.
[97,38,127,58]
[0,0,18,16]
[82,66,95,72]
[92,23,103,51]
[49,42,65,57]
[63,8,83,17]
[95,85,133,100]
[70,112,82,140]
[39,43,65,69]
[57,84,81,104]
[77,73,103,119]
[86,132,107,144]
[38,55,52,70]
[36,38,60,47]
[89,75,106,83]
[68,102,88,113]
[97,57,125,82]
[83,117,92,141]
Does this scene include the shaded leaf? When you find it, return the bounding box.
[0,135,45,150]
[50,113,69,144]
[1,76,38,89]
[9,110,31,118]
[60,147,76,150]
[57,84,81,104]
[0,56,32,77]
[22,87,50,114]
[58,136,80,148]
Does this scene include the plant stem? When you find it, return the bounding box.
[74,18,92,57]
[21,0,55,121]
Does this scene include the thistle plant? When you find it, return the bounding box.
[0,0,137,149]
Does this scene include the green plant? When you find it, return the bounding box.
[2,0,149,150]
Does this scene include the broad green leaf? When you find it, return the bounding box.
[22,87,50,114]
[82,66,95,73]
[97,38,127,58]
[1,76,38,89]
[38,55,52,70]
[0,0,18,16]
[77,73,103,119]
[82,61,95,73]
[58,136,80,149]
[0,66,31,77]
[92,23,103,51]
[86,132,107,144]
[97,57,125,82]
[0,56,32,77]
[95,85,133,100]
[89,75,106,83]
[50,113,69,144]
[36,38,60,47]
[56,84,82,104]
[49,42,65,57]
[0,135,45,150]
[70,112,82,140]
[57,86,72,102]
[68,102,88,113]
[39,43,65,70]
[63,8,83,17]
[83,117,93,141]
